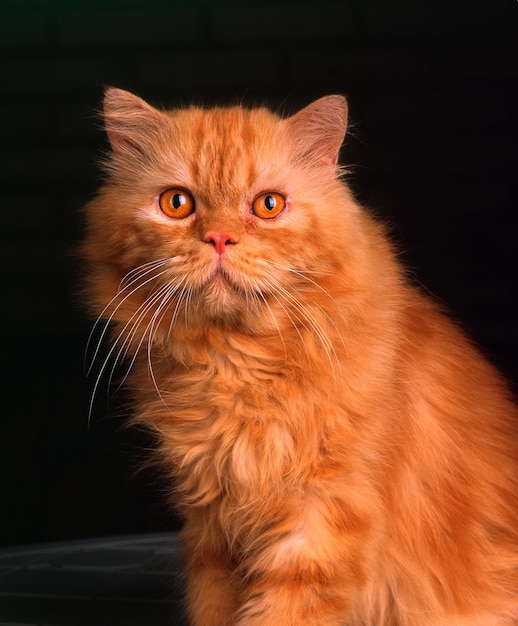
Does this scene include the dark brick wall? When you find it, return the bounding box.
[1,0,517,546]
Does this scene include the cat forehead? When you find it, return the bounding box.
[163,106,286,192]
[168,105,280,149]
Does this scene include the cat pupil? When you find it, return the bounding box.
[172,194,184,209]
[265,195,275,211]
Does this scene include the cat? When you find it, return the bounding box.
[81,87,518,625]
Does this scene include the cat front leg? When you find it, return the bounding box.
[184,557,239,626]
[234,574,355,626]
[182,520,240,626]
[233,496,373,626]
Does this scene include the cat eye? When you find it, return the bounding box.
[251,192,286,220]
[159,188,195,219]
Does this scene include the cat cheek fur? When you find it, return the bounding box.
[82,88,518,626]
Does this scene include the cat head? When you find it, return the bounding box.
[83,88,362,339]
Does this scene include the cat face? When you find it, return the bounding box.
[84,89,351,334]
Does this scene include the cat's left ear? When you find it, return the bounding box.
[284,95,347,171]
[103,87,166,158]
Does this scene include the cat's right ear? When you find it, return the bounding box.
[103,87,165,158]
[285,95,348,173]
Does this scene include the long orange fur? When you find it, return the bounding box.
[82,88,518,625]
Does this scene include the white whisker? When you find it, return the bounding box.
[258,259,348,360]
[145,281,191,406]
[167,284,190,341]
[256,266,342,383]
[118,257,171,291]
[246,275,287,362]
[86,257,181,421]
[88,283,168,420]
[109,281,176,392]
[85,259,172,375]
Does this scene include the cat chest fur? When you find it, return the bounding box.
[141,336,341,510]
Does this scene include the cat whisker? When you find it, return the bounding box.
[110,280,178,393]
[167,284,190,341]
[118,257,172,291]
[249,283,266,315]
[266,260,341,303]
[116,277,191,401]
[87,260,182,420]
[259,260,348,365]
[146,282,193,407]
[85,259,173,375]
[253,271,318,373]
[153,279,188,340]
[88,280,171,420]
[245,276,288,362]
[259,270,341,383]
[267,287,311,370]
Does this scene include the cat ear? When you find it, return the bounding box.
[285,95,348,170]
[103,87,165,157]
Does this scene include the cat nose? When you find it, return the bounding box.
[203,232,237,255]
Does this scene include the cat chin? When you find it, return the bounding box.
[198,275,245,320]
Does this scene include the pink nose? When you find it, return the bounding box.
[204,232,237,255]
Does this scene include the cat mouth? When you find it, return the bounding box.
[211,265,231,282]
[205,265,236,292]
[198,265,244,314]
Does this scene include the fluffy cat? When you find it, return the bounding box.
[81,87,518,625]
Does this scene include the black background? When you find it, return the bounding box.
[1,0,517,548]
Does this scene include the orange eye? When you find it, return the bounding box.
[159,188,195,219]
[251,192,286,219]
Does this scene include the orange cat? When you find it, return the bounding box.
[82,88,518,625]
